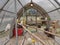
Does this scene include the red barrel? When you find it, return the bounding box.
[13,28,23,36]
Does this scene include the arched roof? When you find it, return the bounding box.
[0,0,60,30]
[17,3,49,18]
[0,0,60,20]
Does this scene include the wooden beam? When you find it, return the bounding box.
[45,31,60,37]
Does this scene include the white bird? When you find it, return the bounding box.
[5,24,11,31]
[26,38,32,45]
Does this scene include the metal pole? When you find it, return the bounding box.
[0,0,9,12]
[14,0,18,45]
[0,12,5,26]
[17,0,24,8]
[36,12,37,32]
[22,7,25,25]
[48,0,60,14]
[0,9,16,14]
[26,12,27,25]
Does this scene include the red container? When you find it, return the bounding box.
[13,28,23,36]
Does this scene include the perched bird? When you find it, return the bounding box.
[26,38,32,45]
[5,24,11,31]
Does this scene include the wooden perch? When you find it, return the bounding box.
[22,25,48,45]
[45,31,60,37]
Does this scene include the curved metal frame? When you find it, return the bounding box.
[17,3,50,19]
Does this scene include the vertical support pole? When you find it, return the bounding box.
[14,0,18,45]
[0,12,5,26]
[26,12,28,24]
[23,8,25,25]
[36,11,37,32]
